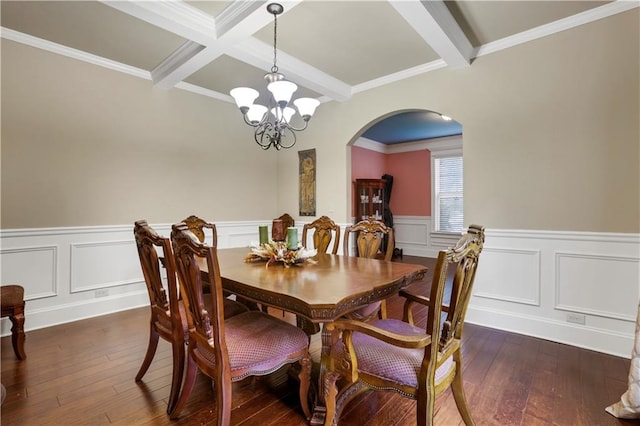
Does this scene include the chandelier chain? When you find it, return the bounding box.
[271,11,278,74]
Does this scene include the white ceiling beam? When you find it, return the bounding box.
[140,1,306,90]
[150,0,277,89]
[389,0,473,68]
[103,1,350,100]
[227,37,352,102]
[100,1,217,46]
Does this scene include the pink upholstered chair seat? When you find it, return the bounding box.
[335,318,454,390]
[157,298,249,338]
[195,311,310,381]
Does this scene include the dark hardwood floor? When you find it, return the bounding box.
[1,255,634,425]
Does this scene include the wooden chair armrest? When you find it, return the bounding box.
[400,290,450,325]
[327,319,431,349]
[399,289,431,306]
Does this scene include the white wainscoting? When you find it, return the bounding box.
[2,221,639,358]
[393,215,460,257]
[469,229,640,358]
[0,221,268,336]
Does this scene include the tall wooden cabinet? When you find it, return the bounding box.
[355,179,386,222]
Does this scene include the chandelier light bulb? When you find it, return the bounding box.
[246,104,268,124]
[230,87,259,112]
[271,106,295,124]
[267,80,298,105]
[293,98,320,120]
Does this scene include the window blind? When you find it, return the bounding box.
[435,156,464,232]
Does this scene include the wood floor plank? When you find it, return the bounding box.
[1,255,636,425]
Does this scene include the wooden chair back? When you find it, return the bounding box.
[133,220,184,413]
[171,223,226,374]
[181,215,216,244]
[134,220,180,335]
[276,213,295,229]
[424,224,484,354]
[343,217,394,261]
[342,217,395,320]
[302,215,341,254]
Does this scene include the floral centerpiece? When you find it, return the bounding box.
[244,241,317,268]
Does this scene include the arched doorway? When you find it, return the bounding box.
[347,109,463,257]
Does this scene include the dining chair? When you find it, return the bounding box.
[342,217,395,321]
[169,223,312,423]
[1,284,27,360]
[133,220,247,414]
[302,215,341,254]
[323,225,485,426]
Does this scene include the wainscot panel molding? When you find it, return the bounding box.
[392,216,460,257]
[468,229,640,358]
[2,224,638,359]
[0,222,270,336]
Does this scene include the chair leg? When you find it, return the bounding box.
[9,311,26,360]
[166,340,185,415]
[416,380,436,426]
[135,323,160,382]
[451,354,475,425]
[169,354,198,419]
[216,374,233,426]
[298,355,312,419]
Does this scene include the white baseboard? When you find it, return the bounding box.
[466,305,634,358]
[18,290,149,332]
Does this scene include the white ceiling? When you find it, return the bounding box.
[1,0,634,109]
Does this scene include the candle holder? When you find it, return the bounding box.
[259,225,269,244]
[287,227,298,250]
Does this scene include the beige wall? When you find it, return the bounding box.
[2,9,639,233]
[277,9,639,233]
[1,40,279,228]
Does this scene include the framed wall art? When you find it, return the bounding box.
[298,149,316,216]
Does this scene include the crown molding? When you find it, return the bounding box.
[0,27,150,80]
[353,135,463,154]
[353,137,387,153]
[475,0,639,58]
[352,59,447,95]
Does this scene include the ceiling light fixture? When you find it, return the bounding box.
[230,3,320,151]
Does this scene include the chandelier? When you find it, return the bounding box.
[230,3,320,150]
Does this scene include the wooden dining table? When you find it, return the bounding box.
[204,247,428,424]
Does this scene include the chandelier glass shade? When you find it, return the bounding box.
[230,3,320,150]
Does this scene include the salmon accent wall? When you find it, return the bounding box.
[386,150,431,216]
[351,146,386,178]
[351,146,431,217]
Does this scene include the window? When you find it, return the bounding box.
[433,155,463,233]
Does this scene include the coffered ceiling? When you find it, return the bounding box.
[1,1,634,143]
